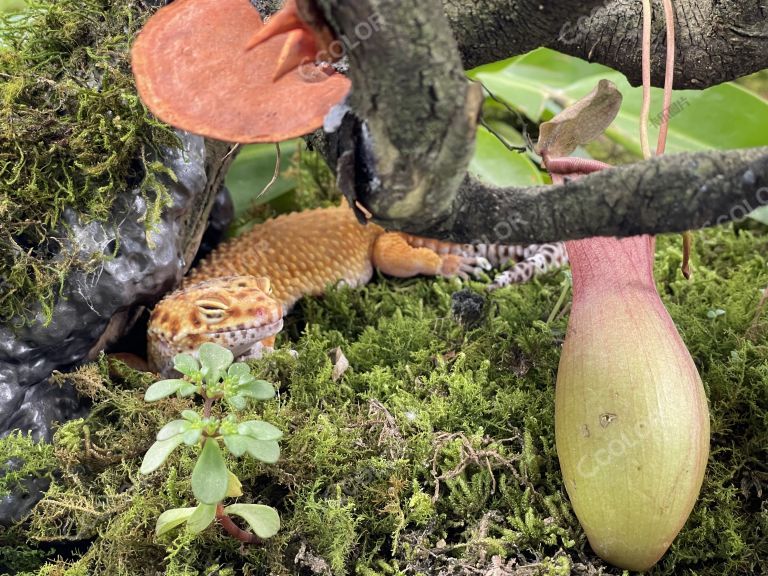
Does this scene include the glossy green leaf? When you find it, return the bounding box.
[140,436,184,474]
[607,82,768,156]
[469,126,544,188]
[156,419,191,441]
[226,142,300,218]
[470,48,768,155]
[469,49,597,121]
[155,507,196,536]
[191,439,229,504]
[186,503,217,534]
[144,379,186,402]
[238,420,283,441]
[224,504,280,539]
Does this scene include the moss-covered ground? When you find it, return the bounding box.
[0,211,766,575]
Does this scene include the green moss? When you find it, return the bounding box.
[5,220,766,575]
[0,430,56,498]
[0,0,178,324]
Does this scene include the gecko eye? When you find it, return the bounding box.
[196,298,229,323]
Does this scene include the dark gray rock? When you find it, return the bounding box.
[0,134,234,524]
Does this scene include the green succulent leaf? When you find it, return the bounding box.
[222,434,280,463]
[222,434,250,457]
[199,343,234,373]
[186,503,217,534]
[182,428,203,446]
[155,507,196,536]
[181,410,201,422]
[191,439,229,504]
[224,504,280,539]
[144,379,187,402]
[156,419,191,441]
[228,362,251,378]
[226,394,249,411]
[140,436,185,474]
[236,374,257,387]
[245,438,280,464]
[173,354,200,376]
[238,420,283,441]
[177,382,198,397]
[238,380,275,401]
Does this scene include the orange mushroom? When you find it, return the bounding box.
[131,0,350,143]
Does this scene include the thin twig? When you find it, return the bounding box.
[479,118,527,153]
[256,142,282,200]
[681,230,693,279]
[478,82,533,149]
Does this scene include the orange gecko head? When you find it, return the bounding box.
[131,0,350,143]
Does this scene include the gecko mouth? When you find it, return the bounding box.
[205,318,284,341]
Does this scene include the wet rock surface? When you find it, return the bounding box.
[0,134,233,524]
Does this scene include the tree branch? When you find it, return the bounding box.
[441,0,768,89]
[315,0,483,224]
[307,0,768,243]
[422,147,768,244]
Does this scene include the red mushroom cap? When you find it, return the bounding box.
[131,0,350,143]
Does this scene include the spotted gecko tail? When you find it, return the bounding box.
[489,242,569,289]
[401,234,568,284]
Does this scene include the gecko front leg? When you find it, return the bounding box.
[371,232,491,280]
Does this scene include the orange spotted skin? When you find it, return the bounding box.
[147,276,283,375]
[148,204,568,372]
[186,205,384,310]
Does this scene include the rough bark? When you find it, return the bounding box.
[425,147,768,244]
[313,0,484,225]
[305,0,768,243]
[444,0,768,89]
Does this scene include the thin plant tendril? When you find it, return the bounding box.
[640,0,653,160]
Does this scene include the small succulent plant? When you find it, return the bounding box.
[141,342,281,543]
